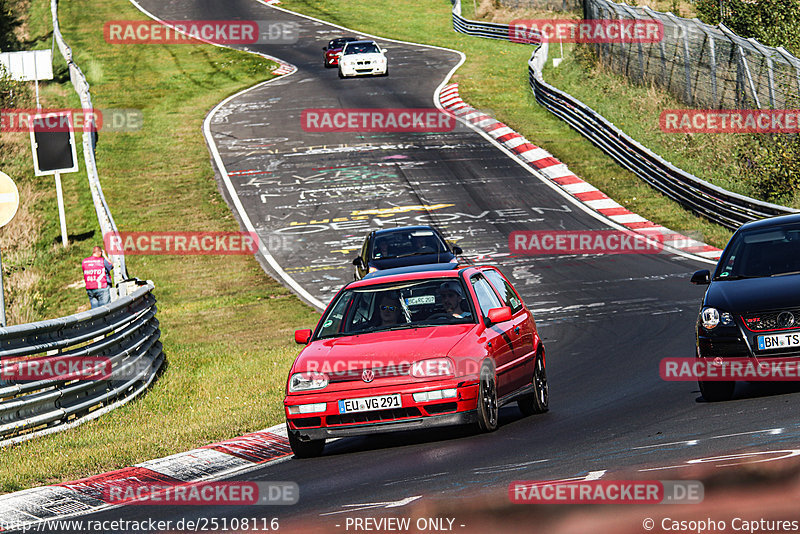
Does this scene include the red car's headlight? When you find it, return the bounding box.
[289,372,328,392]
[410,358,454,378]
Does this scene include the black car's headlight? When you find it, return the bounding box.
[700,307,734,330]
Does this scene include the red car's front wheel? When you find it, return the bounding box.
[287,425,326,458]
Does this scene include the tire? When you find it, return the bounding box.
[698,379,735,402]
[518,350,548,415]
[338,68,345,79]
[476,361,499,432]
[287,426,325,458]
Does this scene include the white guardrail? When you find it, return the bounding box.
[50,0,128,287]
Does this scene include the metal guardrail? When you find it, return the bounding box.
[0,282,163,444]
[51,0,129,290]
[453,7,514,42]
[451,0,799,229]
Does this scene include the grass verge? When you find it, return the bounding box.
[0,0,318,492]
[278,0,733,249]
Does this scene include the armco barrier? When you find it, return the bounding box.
[528,43,798,229]
[0,282,163,445]
[450,0,799,229]
[452,8,514,42]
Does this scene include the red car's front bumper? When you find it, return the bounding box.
[285,379,479,441]
[325,53,340,66]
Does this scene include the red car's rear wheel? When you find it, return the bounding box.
[518,349,548,415]
[477,361,498,432]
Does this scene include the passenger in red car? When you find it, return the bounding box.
[378,293,402,326]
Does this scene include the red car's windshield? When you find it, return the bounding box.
[328,38,356,49]
[317,279,475,339]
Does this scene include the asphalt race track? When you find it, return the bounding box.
[69,0,800,530]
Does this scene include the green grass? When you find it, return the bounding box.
[279,0,733,249]
[0,0,318,492]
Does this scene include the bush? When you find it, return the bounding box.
[738,133,800,205]
[696,0,800,56]
[0,0,21,51]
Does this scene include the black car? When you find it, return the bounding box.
[353,226,463,280]
[691,213,800,401]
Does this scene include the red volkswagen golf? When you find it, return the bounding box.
[284,266,548,457]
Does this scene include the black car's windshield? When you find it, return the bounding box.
[316,279,475,339]
[343,42,380,55]
[371,229,448,260]
[715,222,800,280]
[329,38,356,49]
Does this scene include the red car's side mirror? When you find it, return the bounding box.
[294,329,312,344]
[487,307,512,324]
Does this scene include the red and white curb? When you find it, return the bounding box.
[439,83,722,260]
[271,61,294,76]
[0,424,290,530]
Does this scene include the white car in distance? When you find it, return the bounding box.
[338,40,388,78]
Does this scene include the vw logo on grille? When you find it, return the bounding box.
[361,369,374,383]
[778,312,795,328]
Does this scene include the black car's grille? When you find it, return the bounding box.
[327,407,421,425]
[742,309,800,332]
[328,363,411,383]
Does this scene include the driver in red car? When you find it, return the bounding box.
[438,281,471,319]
